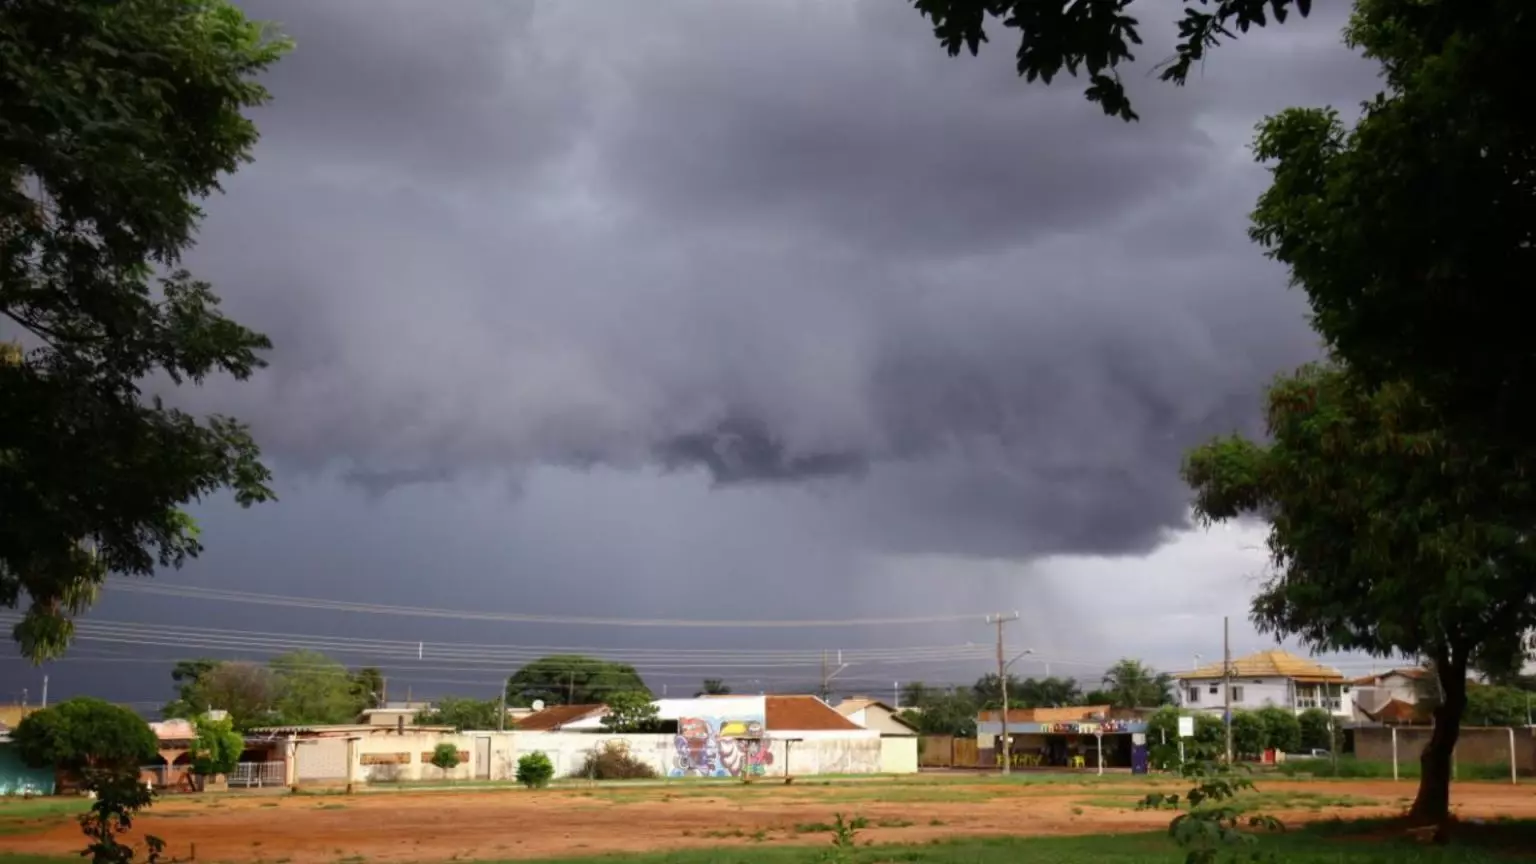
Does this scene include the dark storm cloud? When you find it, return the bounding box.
[172,0,1381,562]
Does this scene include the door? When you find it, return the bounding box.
[474,736,491,780]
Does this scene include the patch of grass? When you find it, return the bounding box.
[1080,789,1377,814]
[315,803,348,810]
[0,798,88,838]
[928,818,947,827]
[875,817,914,828]
[1275,756,1513,782]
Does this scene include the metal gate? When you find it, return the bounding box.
[474,737,491,780]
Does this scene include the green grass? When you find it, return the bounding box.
[1275,756,1515,781]
[1079,789,1379,814]
[0,798,88,837]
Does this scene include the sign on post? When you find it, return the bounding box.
[1177,716,1195,738]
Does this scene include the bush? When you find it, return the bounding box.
[12,697,157,774]
[429,742,461,776]
[517,751,554,788]
[1255,706,1302,754]
[190,716,243,777]
[578,742,658,780]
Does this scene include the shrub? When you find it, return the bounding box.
[578,742,658,780]
[190,716,243,777]
[517,751,554,788]
[429,742,461,777]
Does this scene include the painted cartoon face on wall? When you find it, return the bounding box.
[668,714,770,778]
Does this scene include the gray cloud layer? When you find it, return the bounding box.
[0,1,1389,704]
[172,0,1372,564]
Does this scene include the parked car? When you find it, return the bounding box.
[1285,748,1331,760]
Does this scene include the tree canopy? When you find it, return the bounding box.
[1098,658,1174,708]
[910,0,1312,120]
[972,673,1082,709]
[896,685,978,738]
[599,691,663,733]
[415,697,503,732]
[11,696,157,773]
[1182,363,1536,822]
[505,655,650,706]
[0,0,290,661]
[162,660,277,730]
[268,650,371,725]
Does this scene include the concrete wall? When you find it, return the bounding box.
[879,737,918,774]
[773,735,881,776]
[0,743,54,796]
[1354,726,1536,775]
[296,738,349,782]
[513,732,673,779]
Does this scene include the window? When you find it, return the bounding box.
[1230,686,1245,703]
[1208,685,1219,695]
[1187,687,1200,704]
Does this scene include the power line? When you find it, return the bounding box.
[111,583,994,628]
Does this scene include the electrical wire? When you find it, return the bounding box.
[110,582,994,628]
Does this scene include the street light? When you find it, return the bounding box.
[1000,648,1034,776]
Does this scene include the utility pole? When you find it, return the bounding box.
[1223,616,1234,764]
[498,688,506,733]
[988,612,1020,775]
[40,675,48,708]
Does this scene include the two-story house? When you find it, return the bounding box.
[1174,650,1353,718]
[1349,667,1433,724]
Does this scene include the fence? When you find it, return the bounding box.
[918,736,980,768]
[229,761,285,788]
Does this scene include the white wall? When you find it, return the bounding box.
[879,737,918,774]
[512,732,674,778]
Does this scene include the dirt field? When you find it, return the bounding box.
[6,775,1536,863]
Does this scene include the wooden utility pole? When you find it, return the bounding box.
[1223,616,1234,764]
[988,612,1021,775]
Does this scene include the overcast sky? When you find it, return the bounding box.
[2,1,1402,709]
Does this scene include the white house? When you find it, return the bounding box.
[1174,650,1353,719]
[1349,667,1431,724]
[833,698,920,737]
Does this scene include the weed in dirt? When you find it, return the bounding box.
[750,829,769,843]
[315,803,347,811]
[928,818,947,827]
[875,818,914,828]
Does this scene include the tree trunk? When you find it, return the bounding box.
[1407,658,1467,826]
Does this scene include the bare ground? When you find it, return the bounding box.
[6,776,1536,862]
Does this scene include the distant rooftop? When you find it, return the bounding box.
[1177,650,1343,683]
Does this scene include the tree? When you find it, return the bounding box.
[505,655,650,706]
[1255,706,1302,754]
[11,697,156,774]
[163,661,277,731]
[1464,685,1530,728]
[696,678,731,697]
[1229,711,1267,760]
[971,673,1027,709]
[1183,363,1536,823]
[910,0,1312,121]
[1099,659,1174,708]
[901,687,978,737]
[599,691,662,733]
[415,697,502,732]
[189,715,242,778]
[269,651,363,725]
[161,658,219,719]
[1015,676,1083,708]
[0,0,291,662]
[349,667,385,711]
[899,681,935,709]
[1297,708,1332,753]
[429,742,461,779]
[1247,2,1536,473]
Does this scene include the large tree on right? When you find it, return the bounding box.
[1183,363,1535,824]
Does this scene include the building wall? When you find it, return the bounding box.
[1354,726,1536,775]
[774,736,881,776]
[513,732,673,779]
[296,738,349,782]
[0,743,54,796]
[879,737,918,774]
[847,706,916,736]
[1176,677,1354,717]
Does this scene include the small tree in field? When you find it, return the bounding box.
[429,742,461,781]
[516,752,554,789]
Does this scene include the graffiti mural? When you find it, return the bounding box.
[670,715,774,778]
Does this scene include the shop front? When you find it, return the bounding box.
[977,712,1150,772]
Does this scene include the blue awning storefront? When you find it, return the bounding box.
[976,719,1149,737]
